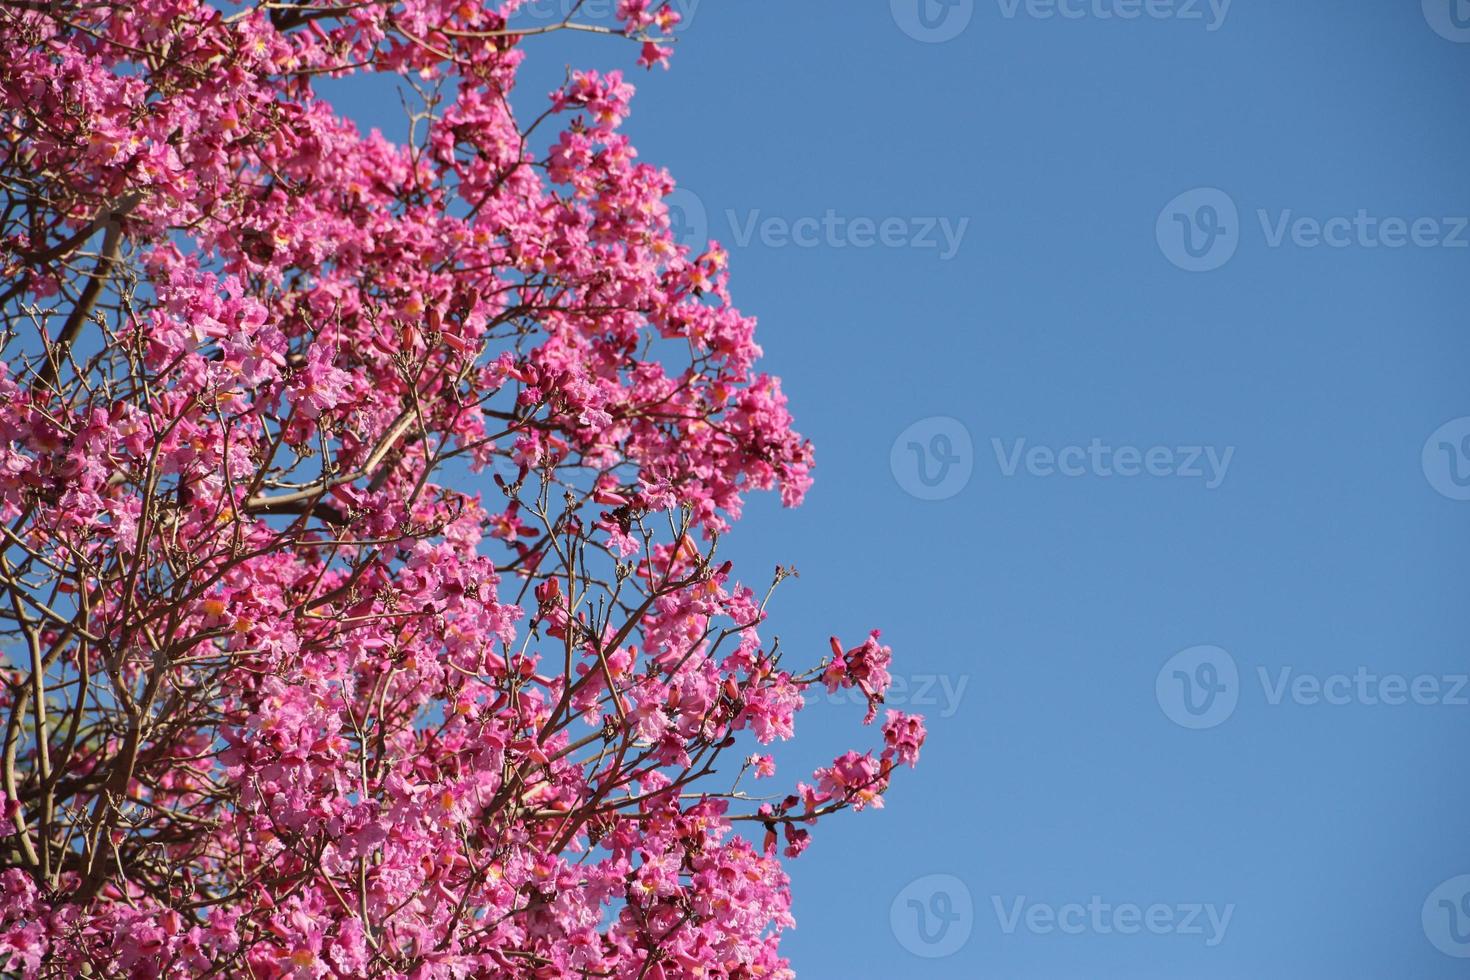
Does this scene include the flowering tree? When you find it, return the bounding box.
[0,0,926,975]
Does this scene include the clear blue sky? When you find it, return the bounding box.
[325,3,1470,976]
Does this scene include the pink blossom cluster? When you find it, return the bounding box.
[0,1,925,976]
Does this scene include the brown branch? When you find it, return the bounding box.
[34,192,140,391]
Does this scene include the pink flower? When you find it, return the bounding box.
[290,343,352,420]
[882,711,928,768]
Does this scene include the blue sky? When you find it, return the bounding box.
[325,2,1470,976]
